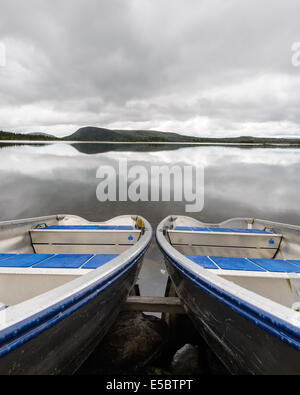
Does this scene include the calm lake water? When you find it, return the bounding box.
[1,141,300,296]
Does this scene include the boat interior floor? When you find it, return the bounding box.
[0,221,143,307]
[183,254,300,310]
[0,253,120,307]
[166,226,300,310]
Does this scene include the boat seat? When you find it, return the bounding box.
[175,227,271,234]
[169,227,282,259]
[186,255,300,273]
[0,254,119,270]
[42,225,134,230]
[0,254,16,261]
[30,225,140,254]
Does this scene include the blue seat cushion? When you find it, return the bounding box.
[0,254,53,267]
[288,260,300,268]
[185,255,219,269]
[0,254,16,261]
[176,227,270,234]
[0,254,120,270]
[81,254,119,269]
[185,255,300,273]
[33,254,93,269]
[250,259,300,273]
[41,225,134,230]
[211,256,265,271]
[176,227,212,232]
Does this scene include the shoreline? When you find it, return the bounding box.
[1,139,300,147]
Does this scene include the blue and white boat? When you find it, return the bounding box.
[0,214,152,375]
[157,215,300,374]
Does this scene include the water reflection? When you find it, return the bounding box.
[1,142,300,295]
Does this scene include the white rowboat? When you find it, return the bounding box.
[0,214,152,375]
[157,215,300,374]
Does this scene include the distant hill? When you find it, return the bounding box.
[63,127,300,144]
[29,132,55,138]
[0,130,59,141]
[65,126,199,142]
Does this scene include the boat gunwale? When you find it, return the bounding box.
[0,214,152,357]
[156,216,300,351]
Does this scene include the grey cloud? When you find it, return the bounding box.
[0,0,300,136]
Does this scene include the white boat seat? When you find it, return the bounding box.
[30,225,141,254]
[169,227,282,259]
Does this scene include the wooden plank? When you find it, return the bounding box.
[123,296,185,314]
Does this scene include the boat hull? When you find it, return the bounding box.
[0,256,143,375]
[164,258,300,375]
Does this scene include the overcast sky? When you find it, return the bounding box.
[0,0,300,137]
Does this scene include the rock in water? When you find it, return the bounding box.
[171,344,204,375]
[78,311,169,374]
